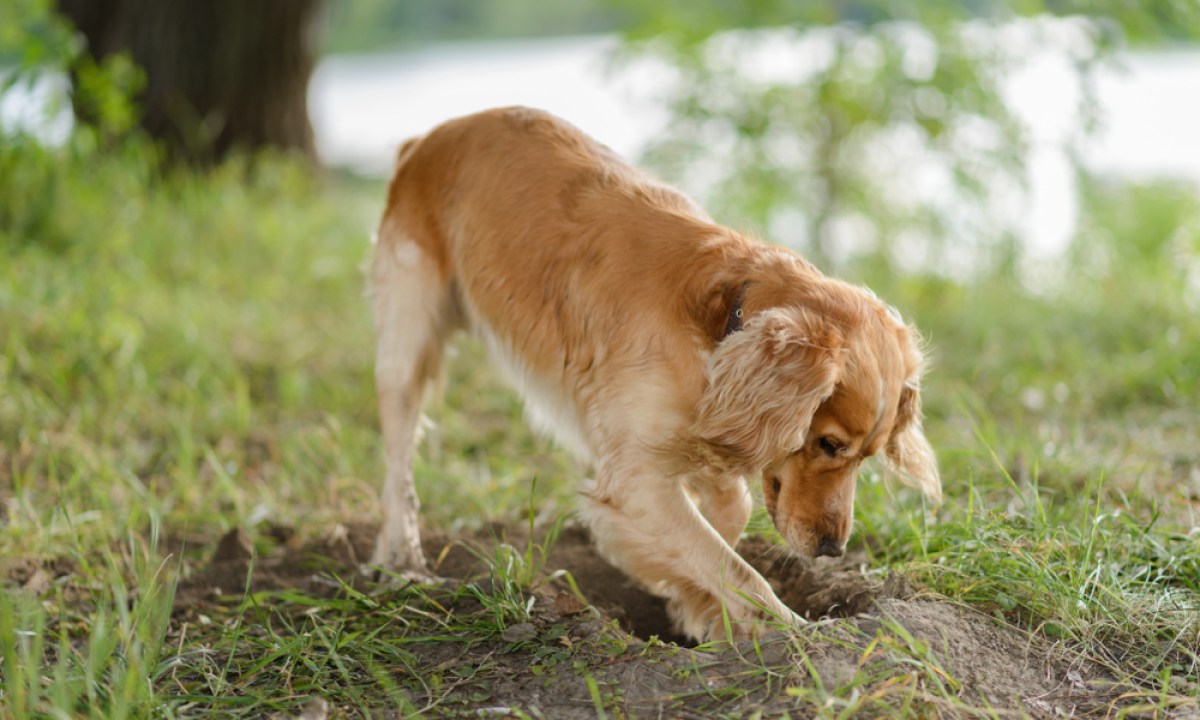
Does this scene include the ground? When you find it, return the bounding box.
[2,129,1199,718]
[83,518,1153,719]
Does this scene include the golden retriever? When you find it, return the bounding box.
[369,107,940,642]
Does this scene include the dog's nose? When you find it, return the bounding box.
[817,537,844,558]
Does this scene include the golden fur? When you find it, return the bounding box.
[369,107,940,641]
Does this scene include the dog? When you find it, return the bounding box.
[368,107,940,642]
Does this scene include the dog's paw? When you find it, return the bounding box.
[368,537,428,570]
[667,594,716,643]
[363,542,441,585]
[361,562,446,587]
[669,592,805,643]
[763,608,806,634]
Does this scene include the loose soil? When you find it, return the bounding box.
[147,520,1143,718]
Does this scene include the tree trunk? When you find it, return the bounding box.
[57,0,320,165]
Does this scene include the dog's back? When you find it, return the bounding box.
[376,107,750,458]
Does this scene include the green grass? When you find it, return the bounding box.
[2,127,1200,717]
[0,522,176,718]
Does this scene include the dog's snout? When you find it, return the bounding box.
[817,537,844,558]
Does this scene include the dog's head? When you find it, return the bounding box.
[691,276,940,557]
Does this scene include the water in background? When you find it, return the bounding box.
[6,33,1199,257]
[308,34,1200,260]
[309,36,667,176]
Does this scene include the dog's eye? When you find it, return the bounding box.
[818,436,841,458]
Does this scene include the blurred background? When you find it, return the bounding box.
[5,0,1200,276]
[315,2,1200,286]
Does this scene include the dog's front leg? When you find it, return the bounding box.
[582,466,799,642]
[686,474,753,548]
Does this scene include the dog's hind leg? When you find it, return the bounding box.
[368,225,452,572]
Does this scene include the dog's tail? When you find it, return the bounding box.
[394,136,421,170]
[368,136,424,268]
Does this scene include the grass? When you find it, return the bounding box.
[785,617,963,719]
[0,523,176,718]
[2,122,1199,717]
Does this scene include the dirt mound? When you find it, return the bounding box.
[167,521,1131,718]
[256,521,892,644]
[177,520,892,641]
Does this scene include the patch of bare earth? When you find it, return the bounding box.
[160,522,1131,717]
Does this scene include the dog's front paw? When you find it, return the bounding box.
[669,591,805,643]
[667,593,723,642]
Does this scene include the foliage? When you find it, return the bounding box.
[323,0,630,53]
[0,0,144,143]
[611,0,1200,273]
[1,0,148,252]
[616,0,1200,45]
[0,0,75,66]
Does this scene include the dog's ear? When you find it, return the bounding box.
[884,372,942,504]
[692,308,845,472]
[698,280,749,342]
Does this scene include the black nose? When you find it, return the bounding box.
[817,538,844,558]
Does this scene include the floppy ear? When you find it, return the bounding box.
[885,379,942,504]
[691,308,845,473]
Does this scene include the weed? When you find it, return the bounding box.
[0,525,176,718]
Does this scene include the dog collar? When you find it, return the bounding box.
[722,292,745,339]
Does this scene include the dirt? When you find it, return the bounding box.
[10,522,1144,717]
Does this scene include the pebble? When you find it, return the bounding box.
[501,622,538,642]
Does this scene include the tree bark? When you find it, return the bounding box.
[57,0,320,165]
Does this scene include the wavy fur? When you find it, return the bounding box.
[368,107,940,642]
